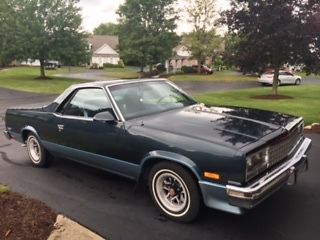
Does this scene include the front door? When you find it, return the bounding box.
[52,88,128,169]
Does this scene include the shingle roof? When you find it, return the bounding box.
[88,35,119,53]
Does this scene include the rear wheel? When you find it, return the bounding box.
[26,134,49,167]
[295,78,301,85]
[148,162,200,222]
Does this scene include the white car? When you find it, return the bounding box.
[258,71,302,86]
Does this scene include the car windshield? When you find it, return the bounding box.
[108,81,196,119]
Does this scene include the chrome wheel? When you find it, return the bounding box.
[149,162,200,222]
[27,136,41,164]
[152,169,190,217]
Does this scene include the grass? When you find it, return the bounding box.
[103,67,141,79]
[0,184,9,194]
[0,67,85,94]
[195,85,320,125]
[0,67,318,124]
[168,70,256,82]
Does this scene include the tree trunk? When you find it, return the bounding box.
[140,64,144,72]
[272,66,280,95]
[197,59,201,74]
[149,64,153,73]
[39,59,46,78]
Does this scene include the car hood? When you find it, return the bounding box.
[138,105,297,149]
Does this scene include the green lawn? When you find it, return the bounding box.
[0,67,85,94]
[103,67,141,79]
[168,70,256,82]
[1,67,319,124]
[195,85,320,125]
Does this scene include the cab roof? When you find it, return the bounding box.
[54,78,168,105]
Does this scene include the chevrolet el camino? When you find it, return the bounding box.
[4,79,312,222]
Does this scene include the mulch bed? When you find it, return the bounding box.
[251,95,294,100]
[0,192,57,240]
[304,124,320,134]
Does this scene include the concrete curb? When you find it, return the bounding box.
[48,215,105,240]
[304,123,320,133]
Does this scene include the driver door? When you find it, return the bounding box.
[52,87,127,168]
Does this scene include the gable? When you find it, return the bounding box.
[88,35,119,53]
[94,44,118,55]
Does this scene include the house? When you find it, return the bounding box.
[87,35,120,67]
[165,45,212,73]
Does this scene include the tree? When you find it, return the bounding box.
[1,0,88,78]
[0,0,25,66]
[225,0,320,95]
[117,0,179,72]
[185,0,223,73]
[299,2,320,75]
[93,22,120,35]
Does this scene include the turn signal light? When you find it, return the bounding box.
[204,172,220,181]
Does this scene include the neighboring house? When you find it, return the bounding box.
[165,45,212,72]
[87,35,120,67]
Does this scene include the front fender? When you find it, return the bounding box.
[139,150,202,180]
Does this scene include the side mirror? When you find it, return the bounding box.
[93,111,116,124]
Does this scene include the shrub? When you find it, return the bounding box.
[103,62,124,68]
[91,63,99,69]
[118,59,125,68]
[182,66,197,74]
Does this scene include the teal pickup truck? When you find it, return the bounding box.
[4,79,312,222]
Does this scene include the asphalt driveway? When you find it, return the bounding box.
[1,88,320,240]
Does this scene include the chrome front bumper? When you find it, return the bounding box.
[226,137,311,208]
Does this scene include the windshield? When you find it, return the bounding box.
[109,81,196,119]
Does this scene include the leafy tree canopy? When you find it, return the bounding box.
[0,0,88,78]
[93,22,120,35]
[185,0,223,73]
[117,0,179,72]
[224,0,320,94]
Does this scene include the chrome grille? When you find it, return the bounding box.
[268,125,303,166]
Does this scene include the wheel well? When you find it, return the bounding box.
[139,158,200,187]
[22,130,32,142]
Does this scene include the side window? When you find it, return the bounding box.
[60,88,112,118]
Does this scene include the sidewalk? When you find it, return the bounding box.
[48,215,105,240]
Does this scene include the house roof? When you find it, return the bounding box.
[88,35,119,53]
[94,44,118,56]
[171,45,192,59]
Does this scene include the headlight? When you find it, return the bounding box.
[246,147,270,181]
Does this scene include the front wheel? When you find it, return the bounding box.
[26,134,49,167]
[148,162,200,222]
[295,79,301,85]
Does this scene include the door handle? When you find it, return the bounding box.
[57,124,64,132]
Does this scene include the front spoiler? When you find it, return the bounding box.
[226,137,311,208]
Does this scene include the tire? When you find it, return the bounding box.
[295,79,301,85]
[26,133,49,167]
[277,80,281,86]
[148,162,200,222]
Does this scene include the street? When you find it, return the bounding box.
[0,87,319,240]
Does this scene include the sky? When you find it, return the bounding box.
[77,0,230,34]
